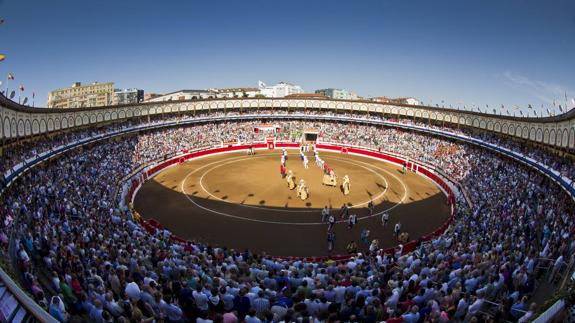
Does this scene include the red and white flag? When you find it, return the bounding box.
[7,73,14,80]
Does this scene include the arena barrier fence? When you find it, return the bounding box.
[125,142,457,263]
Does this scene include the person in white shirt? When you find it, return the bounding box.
[347,214,357,229]
[381,213,389,226]
[321,206,330,222]
[328,215,335,231]
[394,222,401,239]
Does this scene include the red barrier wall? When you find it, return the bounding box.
[127,143,456,261]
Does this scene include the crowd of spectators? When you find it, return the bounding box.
[398,119,575,180]
[0,114,574,322]
[2,109,573,183]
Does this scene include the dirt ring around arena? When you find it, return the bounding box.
[134,149,452,257]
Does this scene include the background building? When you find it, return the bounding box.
[48,82,114,108]
[258,81,304,98]
[143,93,162,101]
[113,88,144,105]
[371,96,420,105]
[209,87,260,98]
[315,88,358,100]
[143,89,212,102]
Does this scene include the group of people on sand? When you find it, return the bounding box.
[321,203,404,254]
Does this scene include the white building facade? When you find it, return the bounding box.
[209,88,261,98]
[113,88,144,105]
[315,88,359,100]
[258,81,304,98]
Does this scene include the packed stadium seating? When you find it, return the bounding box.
[0,106,574,322]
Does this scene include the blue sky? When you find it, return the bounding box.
[0,0,574,115]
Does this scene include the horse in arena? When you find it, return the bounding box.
[297,179,309,200]
[322,169,338,186]
[286,170,296,190]
[342,174,350,195]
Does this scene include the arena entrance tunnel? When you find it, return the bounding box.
[130,143,455,258]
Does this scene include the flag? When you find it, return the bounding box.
[0,54,5,62]
[9,90,15,99]
[519,110,524,116]
[546,108,551,116]
[32,92,35,99]
[492,108,496,114]
[559,104,563,112]
[19,85,24,91]
[258,81,266,88]
[22,97,28,105]
[527,104,533,109]
[7,73,14,80]
[553,99,556,107]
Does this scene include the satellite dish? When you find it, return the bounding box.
[23,97,28,105]
[9,90,15,99]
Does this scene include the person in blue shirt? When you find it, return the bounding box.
[233,288,251,319]
[511,296,529,319]
[401,305,420,323]
[48,296,68,323]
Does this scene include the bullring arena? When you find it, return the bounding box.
[134,148,451,257]
[1,99,574,322]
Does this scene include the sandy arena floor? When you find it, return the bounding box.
[134,150,451,257]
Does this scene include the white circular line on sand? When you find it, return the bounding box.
[178,152,409,225]
[197,155,389,212]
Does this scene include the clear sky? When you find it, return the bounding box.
[0,0,574,115]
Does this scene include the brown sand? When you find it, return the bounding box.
[134,150,450,257]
